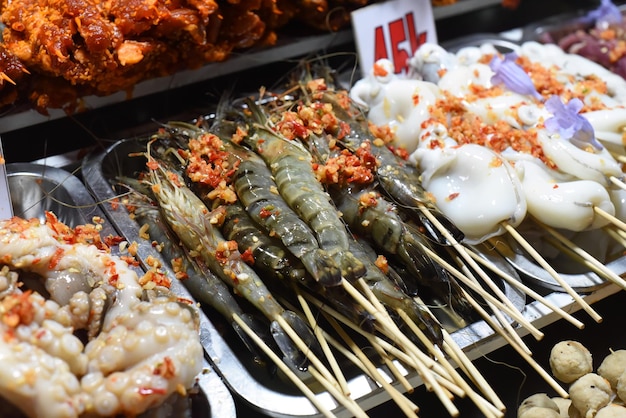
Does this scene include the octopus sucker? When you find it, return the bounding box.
[0,216,204,418]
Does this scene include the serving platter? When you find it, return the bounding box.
[81,133,533,417]
[4,162,237,418]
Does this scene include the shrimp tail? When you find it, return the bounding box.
[300,249,343,287]
[232,313,275,368]
[270,310,322,371]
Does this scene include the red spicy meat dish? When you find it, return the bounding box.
[0,0,367,113]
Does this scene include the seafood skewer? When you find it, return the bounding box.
[140,141,319,371]
[127,193,273,366]
[241,98,367,282]
[306,128,476,321]
[163,120,344,287]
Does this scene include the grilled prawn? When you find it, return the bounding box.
[142,142,318,370]
[242,98,367,282]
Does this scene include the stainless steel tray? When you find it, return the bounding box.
[82,137,528,417]
[4,162,236,418]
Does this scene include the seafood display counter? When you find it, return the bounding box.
[4,1,626,418]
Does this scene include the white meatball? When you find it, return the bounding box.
[518,394,560,418]
[596,404,626,418]
[599,350,626,390]
[616,369,626,402]
[550,341,594,384]
[551,397,573,418]
[570,373,613,418]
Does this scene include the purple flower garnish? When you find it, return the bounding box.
[584,0,622,28]
[544,95,603,151]
[489,53,543,101]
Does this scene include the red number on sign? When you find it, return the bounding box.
[374,25,388,61]
[372,12,428,74]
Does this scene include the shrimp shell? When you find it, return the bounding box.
[232,156,342,286]
[243,101,366,281]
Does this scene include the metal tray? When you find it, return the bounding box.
[4,162,236,418]
[82,136,528,417]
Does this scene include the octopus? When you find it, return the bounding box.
[350,41,626,243]
[0,214,204,418]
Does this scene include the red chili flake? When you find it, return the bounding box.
[48,247,65,270]
[447,192,460,201]
[373,62,389,77]
[336,121,351,140]
[553,184,559,189]
[240,248,255,265]
[146,159,159,170]
[120,255,141,267]
[153,357,176,378]
[259,207,274,218]
[104,234,124,247]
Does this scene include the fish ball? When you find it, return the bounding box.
[551,397,573,418]
[596,404,626,418]
[616,370,626,402]
[599,350,626,389]
[518,393,560,417]
[550,340,593,383]
[570,373,612,418]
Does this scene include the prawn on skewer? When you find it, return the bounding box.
[241,98,367,283]
[126,191,274,368]
[141,140,319,371]
[159,120,344,287]
[301,127,476,321]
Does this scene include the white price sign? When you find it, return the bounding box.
[351,0,437,76]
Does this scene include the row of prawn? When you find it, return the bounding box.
[117,73,489,383]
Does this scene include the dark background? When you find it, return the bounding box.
[4,1,626,417]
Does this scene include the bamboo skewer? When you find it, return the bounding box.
[322,313,421,418]
[307,366,370,418]
[232,314,338,418]
[451,251,536,354]
[397,309,504,418]
[300,290,457,386]
[540,227,626,289]
[418,207,542,341]
[604,225,626,247]
[293,286,351,396]
[595,206,626,232]
[466,246,585,329]
[273,314,345,393]
[610,175,626,191]
[503,223,603,323]
[412,294,507,412]
[458,287,569,398]
[341,279,459,414]
[419,243,542,344]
